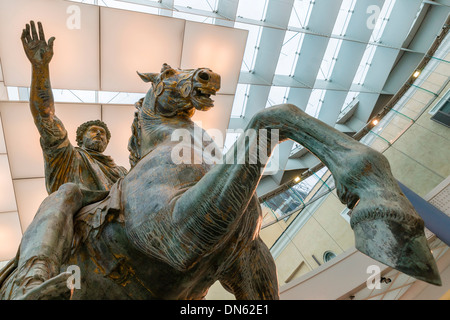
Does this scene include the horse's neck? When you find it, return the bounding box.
[140,113,194,156]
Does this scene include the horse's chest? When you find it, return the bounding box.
[122,151,209,221]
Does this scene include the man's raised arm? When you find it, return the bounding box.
[21,21,59,134]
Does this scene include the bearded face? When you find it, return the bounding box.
[82,125,108,153]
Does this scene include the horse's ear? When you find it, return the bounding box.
[137,71,159,83]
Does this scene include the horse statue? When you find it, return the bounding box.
[0,63,441,299]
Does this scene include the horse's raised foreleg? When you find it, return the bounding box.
[172,103,440,286]
[254,104,441,285]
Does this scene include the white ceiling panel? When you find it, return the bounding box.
[0,0,100,90]
[0,102,44,179]
[0,155,17,213]
[191,94,235,149]
[0,211,22,261]
[0,81,7,101]
[100,7,185,93]
[102,104,136,170]
[181,21,248,95]
[13,178,47,232]
[0,114,6,154]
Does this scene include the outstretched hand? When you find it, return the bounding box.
[21,21,55,66]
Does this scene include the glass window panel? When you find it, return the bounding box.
[235,22,262,72]
[266,86,290,108]
[332,0,357,36]
[172,11,215,23]
[305,89,325,117]
[6,87,19,101]
[264,188,304,219]
[288,0,314,29]
[370,0,397,43]
[352,44,377,85]
[52,89,96,103]
[236,0,268,21]
[99,91,143,104]
[100,0,160,14]
[317,38,342,81]
[341,91,359,111]
[231,84,249,117]
[275,31,305,76]
[223,131,241,153]
[174,0,218,11]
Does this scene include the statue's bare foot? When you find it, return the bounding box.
[14,272,72,300]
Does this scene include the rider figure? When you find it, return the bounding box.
[10,21,127,299]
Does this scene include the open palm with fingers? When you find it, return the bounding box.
[21,21,55,66]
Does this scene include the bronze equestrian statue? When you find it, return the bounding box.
[0,21,441,300]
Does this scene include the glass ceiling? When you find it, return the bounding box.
[2,0,436,174]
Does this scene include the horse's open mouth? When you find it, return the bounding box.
[193,87,216,108]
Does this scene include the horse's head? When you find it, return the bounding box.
[137,63,221,118]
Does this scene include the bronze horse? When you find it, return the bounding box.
[0,64,441,299]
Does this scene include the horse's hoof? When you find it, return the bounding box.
[350,200,441,286]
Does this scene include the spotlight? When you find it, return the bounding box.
[413,70,421,78]
[294,176,301,182]
[372,119,379,126]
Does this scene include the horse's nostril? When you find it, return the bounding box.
[198,71,210,81]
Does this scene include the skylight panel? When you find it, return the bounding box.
[53,89,96,103]
[223,132,241,153]
[370,0,397,43]
[174,0,218,12]
[341,91,358,111]
[172,11,215,23]
[265,86,290,109]
[6,87,19,101]
[236,0,268,21]
[352,44,376,85]
[332,0,356,36]
[317,38,342,81]
[305,89,325,117]
[288,0,314,29]
[231,84,250,117]
[99,0,160,14]
[275,31,305,76]
[317,0,357,82]
[98,91,143,104]
[235,22,263,72]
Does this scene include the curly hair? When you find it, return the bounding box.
[75,120,111,147]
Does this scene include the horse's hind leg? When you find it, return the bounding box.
[219,237,279,300]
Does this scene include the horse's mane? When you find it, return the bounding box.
[127,95,196,169]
